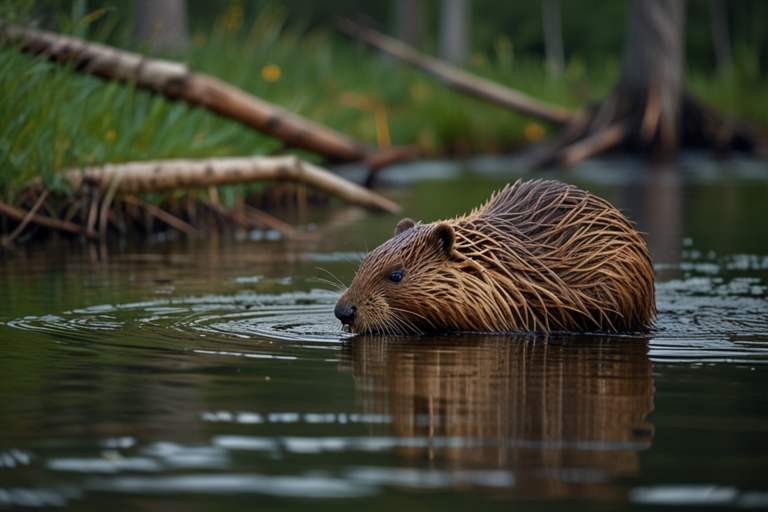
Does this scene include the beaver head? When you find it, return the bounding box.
[334,217,497,335]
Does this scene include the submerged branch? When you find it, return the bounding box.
[64,155,402,214]
[122,195,200,236]
[337,18,574,126]
[0,198,81,235]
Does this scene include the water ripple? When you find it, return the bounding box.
[6,274,768,363]
[8,290,349,345]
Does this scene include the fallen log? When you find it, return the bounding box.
[64,155,402,214]
[337,18,574,126]
[0,21,375,163]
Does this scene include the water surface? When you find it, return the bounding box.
[1,156,767,510]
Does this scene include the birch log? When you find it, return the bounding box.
[0,21,374,163]
[337,18,574,126]
[65,156,402,214]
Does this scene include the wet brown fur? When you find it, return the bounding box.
[336,179,656,335]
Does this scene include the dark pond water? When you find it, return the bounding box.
[1,155,767,511]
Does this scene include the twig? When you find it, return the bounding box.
[243,204,298,235]
[2,189,49,246]
[0,196,81,235]
[98,173,121,239]
[86,187,99,239]
[337,17,574,126]
[122,195,200,236]
[555,121,628,167]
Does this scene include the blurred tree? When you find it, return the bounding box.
[396,0,423,48]
[133,0,188,52]
[709,0,733,76]
[439,0,470,65]
[619,0,686,154]
[533,0,766,166]
[541,0,564,77]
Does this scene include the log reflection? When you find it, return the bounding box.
[339,335,654,498]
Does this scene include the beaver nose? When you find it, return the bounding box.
[334,303,357,326]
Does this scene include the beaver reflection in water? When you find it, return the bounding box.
[335,179,656,335]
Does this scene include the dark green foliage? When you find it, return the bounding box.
[1,1,766,199]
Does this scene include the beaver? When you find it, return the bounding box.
[334,179,656,335]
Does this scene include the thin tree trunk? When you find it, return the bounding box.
[710,0,733,76]
[396,0,424,47]
[133,0,189,53]
[439,0,470,65]
[619,0,685,154]
[542,0,565,77]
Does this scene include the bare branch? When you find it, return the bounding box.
[0,198,81,234]
[337,17,574,126]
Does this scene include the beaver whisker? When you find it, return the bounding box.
[388,314,423,336]
[315,267,347,291]
[310,277,346,291]
[388,306,429,323]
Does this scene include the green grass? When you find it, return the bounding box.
[1,6,766,200]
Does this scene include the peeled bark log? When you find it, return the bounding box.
[0,21,374,163]
[64,155,402,214]
[337,18,574,126]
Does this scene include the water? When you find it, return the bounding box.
[1,156,767,511]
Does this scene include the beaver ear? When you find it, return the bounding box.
[430,222,455,255]
[394,218,416,237]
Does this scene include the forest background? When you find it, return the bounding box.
[1,0,766,231]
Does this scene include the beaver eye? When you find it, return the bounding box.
[388,271,403,283]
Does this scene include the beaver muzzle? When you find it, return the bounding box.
[334,302,357,327]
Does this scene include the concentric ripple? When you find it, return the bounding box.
[5,272,768,363]
[7,289,351,345]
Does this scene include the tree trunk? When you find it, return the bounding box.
[396,0,424,48]
[710,0,733,76]
[439,0,470,65]
[530,0,767,168]
[619,0,685,154]
[541,0,565,77]
[133,0,189,53]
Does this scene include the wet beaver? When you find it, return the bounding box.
[334,179,655,335]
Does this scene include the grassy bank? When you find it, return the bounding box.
[2,6,767,202]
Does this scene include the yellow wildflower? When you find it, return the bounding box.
[262,64,281,82]
[524,123,545,142]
